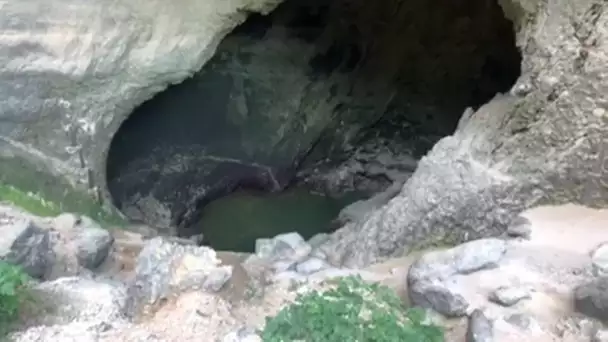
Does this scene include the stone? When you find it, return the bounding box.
[593,329,608,342]
[504,313,540,332]
[53,213,114,270]
[506,215,532,239]
[336,180,404,225]
[409,279,469,317]
[574,277,608,322]
[591,243,608,277]
[408,239,507,281]
[124,237,232,317]
[295,257,330,275]
[466,309,494,342]
[488,286,530,307]
[255,232,311,263]
[307,233,330,249]
[28,276,128,326]
[0,218,55,279]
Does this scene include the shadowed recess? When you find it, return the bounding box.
[105,0,521,251]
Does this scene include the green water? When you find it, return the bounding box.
[195,187,364,252]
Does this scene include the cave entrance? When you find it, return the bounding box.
[105,0,521,252]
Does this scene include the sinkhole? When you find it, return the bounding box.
[105,0,522,252]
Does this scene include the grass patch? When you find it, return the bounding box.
[0,183,62,217]
[0,182,125,229]
[262,276,444,342]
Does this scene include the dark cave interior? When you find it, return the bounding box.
[105,0,521,246]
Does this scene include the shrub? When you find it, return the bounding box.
[262,276,444,342]
[0,261,31,335]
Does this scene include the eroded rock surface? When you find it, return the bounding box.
[321,0,608,267]
[0,0,283,221]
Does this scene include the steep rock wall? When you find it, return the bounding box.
[320,0,608,267]
[0,0,281,213]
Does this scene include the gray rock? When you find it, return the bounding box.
[271,259,297,273]
[307,233,330,249]
[271,271,307,286]
[504,313,540,332]
[408,239,507,281]
[295,257,330,275]
[466,309,494,342]
[488,286,530,307]
[591,243,608,277]
[255,232,311,263]
[53,213,114,270]
[0,218,55,279]
[125,237,232,317]
[574,277,608,321]
[336,180,404,225]
[409,280,469,317]
[593,329,608,342]
[506,216,532,239]
[29,276,128,326]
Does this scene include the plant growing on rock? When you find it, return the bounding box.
[0,261,31,335]
[262,276,444,342]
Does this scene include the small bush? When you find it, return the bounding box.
[0,261,31,335]
[262,276,444,342]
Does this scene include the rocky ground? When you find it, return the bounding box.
[2,202,608,341]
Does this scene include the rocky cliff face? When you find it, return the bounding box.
[0,0,282,215]
[1,0,607,269]
[102,0,519,231]
[320,0,608,267]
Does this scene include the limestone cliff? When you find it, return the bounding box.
[0,0,282,214]
[320,0,608,267]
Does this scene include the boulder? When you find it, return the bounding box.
[0,216,55,279]
[505,215,532,239]
[124,237,233,317]
[409,279,470,317]
[488,286,531,307]
[52,213,114,270]
[407,239,507,317]
[574,277,608,322]
[466,309,494,342]
[408,239,507,281]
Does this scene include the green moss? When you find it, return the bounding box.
[0,156,125,228]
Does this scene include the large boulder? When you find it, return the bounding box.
[124,237,233,317]
[320,0,608,267]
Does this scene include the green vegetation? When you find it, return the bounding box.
[0,262,31,336]
[0,182,125,229]
[0,156,125,228]
[262,276,444,342]
[0,183,63,217]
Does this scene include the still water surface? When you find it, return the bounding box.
[195,187,363,252]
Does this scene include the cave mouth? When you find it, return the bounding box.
[105,0,521,252]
